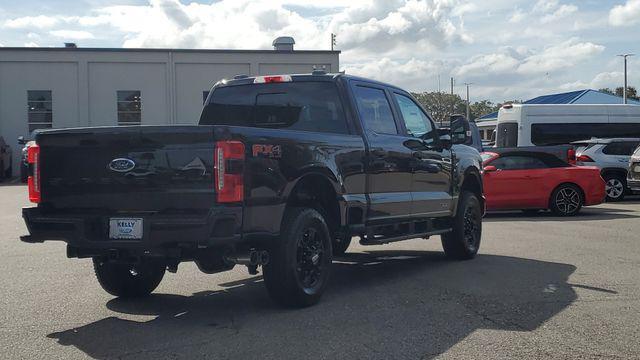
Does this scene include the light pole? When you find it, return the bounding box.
[617,54,634,104]
[464,83,473,120]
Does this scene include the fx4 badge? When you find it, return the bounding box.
[252,144,282,158]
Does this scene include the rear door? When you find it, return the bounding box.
[602,141,640,168]
[390,91,451,217]
[350,81,413,222]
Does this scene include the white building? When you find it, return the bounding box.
[0,38,339,175]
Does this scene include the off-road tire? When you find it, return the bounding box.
[93,258,165,298]
[441,191,482,260]
[263,207,332,307]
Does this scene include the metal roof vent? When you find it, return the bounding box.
[272,36,295,51]
[64,42,77,48]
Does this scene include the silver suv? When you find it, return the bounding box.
[574,138,640,201]
[628,145,640,193]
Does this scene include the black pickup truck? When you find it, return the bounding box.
[21,73,484,307]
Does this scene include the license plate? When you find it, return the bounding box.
[109,218,143,239]
[635,165,640,172]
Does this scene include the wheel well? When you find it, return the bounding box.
[601,169,627,180]
[548,182,585,207]
[461,171,482,204]
[286,175,340,237]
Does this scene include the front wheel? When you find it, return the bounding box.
[263,207,332,307]
[441,191,482,260]
[93,258,165,298]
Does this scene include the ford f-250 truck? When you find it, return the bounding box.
[21,72,484,307]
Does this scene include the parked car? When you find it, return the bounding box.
[628,144,640,193]
[0,136,12,181]
[18,136,35,183]
[481,150,605,216]
[20,72,484,307]
[573,138,640,201]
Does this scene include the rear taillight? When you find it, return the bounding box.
[27,144,41,203]
[214,141,245,203]
[577,154,594,162]
[567,149,576,165]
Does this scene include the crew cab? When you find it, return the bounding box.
[21,73,484,307]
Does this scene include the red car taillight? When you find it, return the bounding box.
[214,140,245,203]
[27,144,41,203]
[577,154,594,162]
[567,149,576,165]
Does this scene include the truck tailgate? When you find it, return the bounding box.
[37,126,215,212]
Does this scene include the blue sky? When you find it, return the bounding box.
[1,0,639,103]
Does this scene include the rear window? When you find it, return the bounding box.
[496,122,518,147]
[199,82,349,134]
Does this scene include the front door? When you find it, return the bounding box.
[390,91,452,217]
[350,82,413,222]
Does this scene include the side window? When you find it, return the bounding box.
[353,86,397,135]
[27,90,53,132]
[603,142,640,156]
[490,155,547,170]
[117,90,142,125]
[394,93,436,144]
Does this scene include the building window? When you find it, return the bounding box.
[27,90,53,132]
[203,91,210,105]
[117,90,142,125]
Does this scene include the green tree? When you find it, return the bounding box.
[615,86,639,100]
[599,88,614,95]
[411,91,466,125]
[470,100,496,120]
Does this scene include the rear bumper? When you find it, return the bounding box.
[21,206,243,257]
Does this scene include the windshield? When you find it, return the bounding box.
[199,82,348,134]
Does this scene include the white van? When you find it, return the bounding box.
[495,104,640,147]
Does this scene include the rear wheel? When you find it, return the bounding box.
[441,191,482,260]
[93,258,165,298]
[550,184,583,216]
[263,207,332,307]
[603,174,626,202]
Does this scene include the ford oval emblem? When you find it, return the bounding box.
[108,158,136,173]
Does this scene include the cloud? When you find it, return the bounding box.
[541,4,577,23]
[509,9,526,23]
[609,0,640,27]
[24,42,39,47]
[50,30,95,40]
[4,15,59,29]
[517,38,604,74]
[344,57,447,90]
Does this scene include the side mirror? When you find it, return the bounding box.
[17,136,26,145]
[439,134,452,150]
[483,165,497,172]
[450,114,470,145]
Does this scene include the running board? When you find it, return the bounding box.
[359,228,452,246]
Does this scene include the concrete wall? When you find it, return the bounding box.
[0,48,339,175]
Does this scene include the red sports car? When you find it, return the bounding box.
[481,151,606,216]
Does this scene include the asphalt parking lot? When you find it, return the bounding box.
[1,184,639,359]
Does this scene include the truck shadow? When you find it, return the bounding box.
[48,252,578,359]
